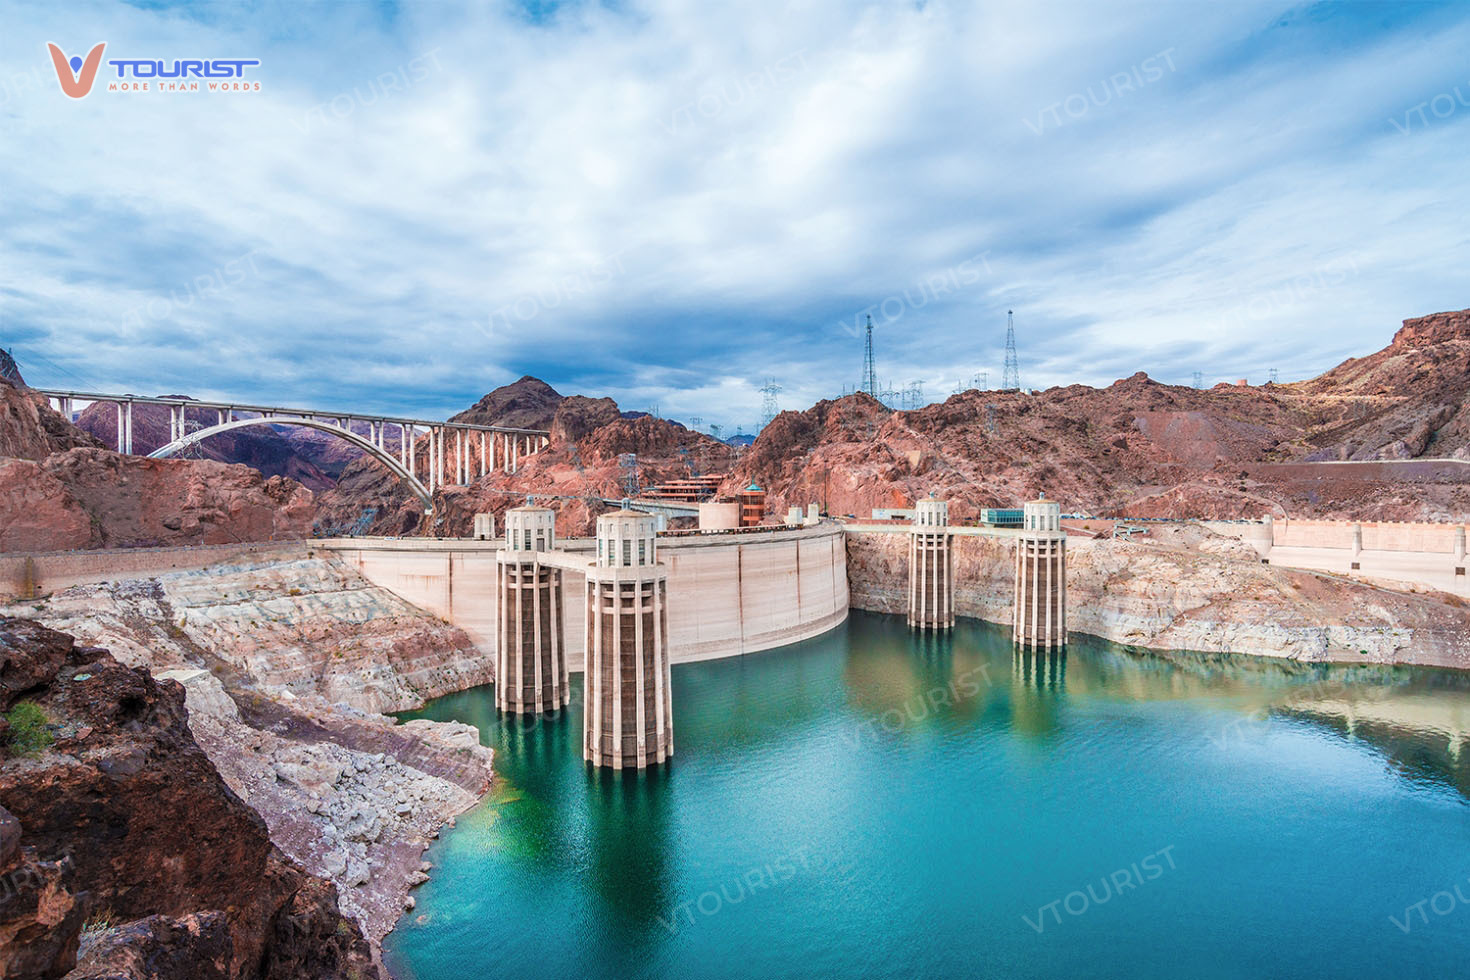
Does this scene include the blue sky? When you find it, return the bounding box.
[1,0,1467,431]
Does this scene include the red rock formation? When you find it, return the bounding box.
[0,617,382,980]
[0,450,314,551]
[731,308,1470,522]
[0,385,101,461]
[1392,308,1470,348]
[450,375,564,429]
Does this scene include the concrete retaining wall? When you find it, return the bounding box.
[0,541,309,599]
[1205,518,1470,597]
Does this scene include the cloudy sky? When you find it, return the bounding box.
[2,0,1467,432]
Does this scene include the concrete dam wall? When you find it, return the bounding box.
[316,522,850,670]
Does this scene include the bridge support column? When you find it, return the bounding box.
[496,506,567,714]
[479,431,487,478]
[124,400,133,454]
[908,495,954,630]
[1013,497,1067,650]
[584,509,672,770]
[115,403,125,452]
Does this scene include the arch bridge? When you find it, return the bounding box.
[34,389,550,514]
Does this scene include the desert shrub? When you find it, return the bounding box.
[4,702,53,755]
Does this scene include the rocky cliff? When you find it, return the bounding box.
[0,617,383,980]
[0,449,315,551]
[846,525,1470,669]
[0,384,101,462]
[2,553,496,949]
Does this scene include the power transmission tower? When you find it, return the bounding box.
[973,370,988,390]
[1268,369,1278,384]
[647,404,660,418]
[902,380,923,410]
[860,314,878,398]
[1001,310,1020,391]
[879,381,897,408]
[759,378,781,430]
[618,453,639,497]
[1192,371,1204,389]
[689,415,703,431]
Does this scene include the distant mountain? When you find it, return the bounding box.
[73,398,336,490]
[727,308,1470,524]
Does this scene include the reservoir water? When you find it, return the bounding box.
[385,611,1470,979]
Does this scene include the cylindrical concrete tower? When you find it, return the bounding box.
[495,506,567,714]
[908,495,954,629]
[1013,497,1066,649]
[584,509,672,769]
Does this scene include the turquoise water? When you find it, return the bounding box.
[386,612,1470,979]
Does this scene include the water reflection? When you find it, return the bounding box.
[584,764,676,938]
[389,610,1470,980]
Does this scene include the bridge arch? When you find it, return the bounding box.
[147,415,433,512]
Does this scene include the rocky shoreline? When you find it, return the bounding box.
[1,555,498,973]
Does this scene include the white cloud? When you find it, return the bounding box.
[0,0,1465,430]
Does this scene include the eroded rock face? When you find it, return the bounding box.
[4,555,495,947]
[0,386,101,461]
[845,528,1470,668]
[67,912,233,980]
[0,618,382,980]
[0,449,316,551]
[1393,308,1470,348]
